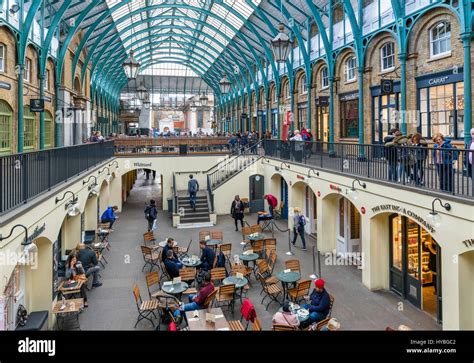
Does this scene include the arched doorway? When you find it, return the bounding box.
[459,250,474,329]
[269,173,288,219]
[389,214,441,323]
[291,181,317,236]
[336,197,361,257]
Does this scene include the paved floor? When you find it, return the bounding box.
[78,171,440,331]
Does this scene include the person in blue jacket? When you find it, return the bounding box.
[302,278,331,327]
[432,133,458,192]
[199,240,215,271]
[101,206,118,230]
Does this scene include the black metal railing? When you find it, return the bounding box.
[207,140,263,191]
[0,141,114,215]
[263,140,474,199]
[172,173,178,215]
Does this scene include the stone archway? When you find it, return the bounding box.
[458,250,474,329]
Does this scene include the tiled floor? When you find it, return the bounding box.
[78,171,440,331]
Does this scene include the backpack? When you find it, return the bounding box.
[217,252,226,268]
[144,206,152,220]
[298,215,306,229]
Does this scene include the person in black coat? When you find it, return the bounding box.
[199,241,215,271]
[164,250,182,278]
[230,195,246,231]
[384,128,399,182]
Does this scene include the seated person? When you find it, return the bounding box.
[180,272,215,311]
[65,252,88,307]
[272,302,299,328]
[301,279,330,327]
[77,243,102,287]
[163,250,182,279]
[101,206,119,230]
[199,240,215,271]
[162,237,178,262]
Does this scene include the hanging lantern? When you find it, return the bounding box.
[199,93,209,107]
[271,23,292,63]
[219,75,231,95]
[136,84,148,101]
[122,50,140,80]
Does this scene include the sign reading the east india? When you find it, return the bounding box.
[371,205,436,233]
[461,239,474,248]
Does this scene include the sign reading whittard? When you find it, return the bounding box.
[134,162,152,168]
[462,239,474,248]
[371,205,435,233]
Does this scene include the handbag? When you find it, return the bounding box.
[73,273,87,282]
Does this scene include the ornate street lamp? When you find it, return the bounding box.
[122,50,140,80]
[136,83,149,102]
[426,198,451,228]
[199,93,209,107]
[219,74,231,95]
[271,23,293,63]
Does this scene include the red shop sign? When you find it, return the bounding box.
[361,207,366,215]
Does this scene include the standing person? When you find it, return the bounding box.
[144,200,158,232]
[263,194,278,215]
[240,132,248,150]
[385,130,410,182]
[152,170,156,180]
[65,253,88,307]
[384,128,399,182]
[291,207,307,250]
[465,128,474,180]
[410,133,428,186]
[290,130,304,162]
[144,169,151,180]
[301,128,313,158]
[188,175,199,211]
[230,195,245,231]
[432,133,457,192]
[100,206,118,230]
[77,243,102,288]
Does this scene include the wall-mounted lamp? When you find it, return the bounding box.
[83,175,99,196]
[426,198,451,228]
[280,162,291,169]
[307,169,320,178]
[0,224,38,264]
[261,157,271,165]
[109,161,119,169]
[98,166,113,182]
[347,179,367,201]
[55,191,80,217]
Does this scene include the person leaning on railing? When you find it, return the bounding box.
[409,133,428,186]
[432,133,458,193]
[465,128,474,181]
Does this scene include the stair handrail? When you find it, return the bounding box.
[172,173,178,215]
[207,174,215,213]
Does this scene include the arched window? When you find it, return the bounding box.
[381,42,395,71]
[430,21,451,58]
[300,74,308,94]
[23,107,36,150]
[0,100,13,154]
[0,44,6,73]
[345,56,356,82]
[284,82,291,99]
[321,66,329,89]
[44,111,53,148]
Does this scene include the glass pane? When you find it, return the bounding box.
[350,203,360,239]
[391,216,402,271]
[407,219,420,280]
[339,198,345,238]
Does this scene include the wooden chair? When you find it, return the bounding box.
[231,263,253,287]
[328,294,335,317]
[250,224,262,234]
[267,250,278,274]
[202,288,218,308]
[285,259,301,274]
[241,198,250,213]
[228,320,245,331]
[179,267,197,286]
[241,226,252,239]
[210,267,227,286]
[143,231,156,246]
[252,317,262,331]
[140,245,161,272]
[315,317,331,331]
[177,239,192,258]
[288,279,312,303]
[199,230,211,242]
[272,324,298,331]
[210,231,223,241]
[160,261,172,282]
[253,239,264,257]
[256,259,279,285]
[264,238,277,257]
[256,272,283,310]
[132,284,158,328]
[214,284,236,314]
[145,271,161,299]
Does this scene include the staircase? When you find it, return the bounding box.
[175,191,213,229]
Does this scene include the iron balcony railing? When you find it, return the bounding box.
[0,141,115,215]
[263,140,474,199]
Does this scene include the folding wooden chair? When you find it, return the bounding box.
[160,261,172,282]
[315,317,331,331]
[179,267,197,287]
[214,284,236,314]
[218,243,232,267]
[241,226,252,240]
[253,239,264,258]
[256,272,282,310]
[143,231,156,246]
[145,271,161,299]
[250,224,262,234]
[132,284,158,328]
[256,259,279,285]
[177,239,192,259]
[202,289,218,308]
[285,259,301,274]
[252,317,262,331]
[140,245,161,272]
[328,294,335,317]
[287,279,312,303]
[199,230,211,242]
[210,231,223,241]
[272,324,298,331]
[210,267,226,286]
[267,250,278,274]
[264,238,277,258]
[228,298,256,331]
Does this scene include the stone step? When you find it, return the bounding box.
[177,221,214,229]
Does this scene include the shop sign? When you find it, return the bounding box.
[296,175,305,181]
[133,162,152,168]
[361,207,366,215]
[0,81,11,90]
[416,67,464,88]
[329,184,341,192]
[339,91,358,102]
[315,96,329,107]
[26,223,46,244]
[317,191,321,197]
[30,99,45,113]
[461,239,474,248]
[371,204,435,233]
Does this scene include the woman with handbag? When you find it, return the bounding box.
[230,195,246,231]
[65,253,89,307]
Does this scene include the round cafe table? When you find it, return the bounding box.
[180,258,202,268]
[278,305,310,324]
[276,271,301,300]
[223,276,249,304]
[158,240,178,248]
[245,233,265,242]
[239,253,259,276]
[205,239,222,247]
[162,281,189,299]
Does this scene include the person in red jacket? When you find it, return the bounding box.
[264,194,278,215]
[181,272,215,311]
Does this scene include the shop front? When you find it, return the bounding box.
[258,110,266,134]
[339,91,359,139]
[315,96,329,143]
[336,197,361,257]
[271,108,278,137]
[371,81,401,144]
[417,67,464,141]
[297,103,308,131]
[389,214,441,323]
